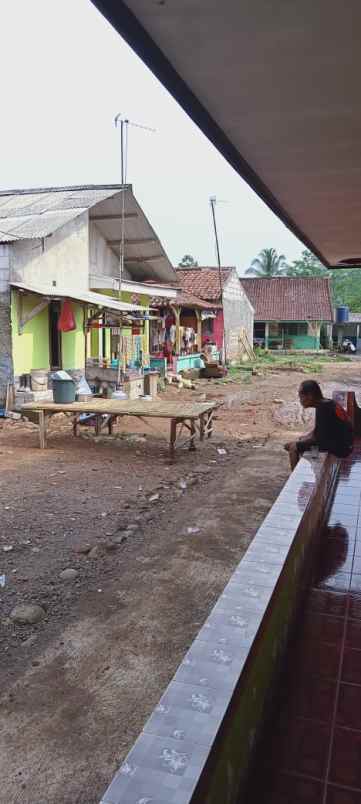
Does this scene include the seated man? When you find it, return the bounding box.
[285,380,353,470]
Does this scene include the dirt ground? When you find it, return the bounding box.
[1,360,360,804]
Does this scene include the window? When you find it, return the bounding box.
[282,323,308,336]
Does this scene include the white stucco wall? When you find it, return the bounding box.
[10,212,89,292]
[223,270,254,358]
[89,221,131,282]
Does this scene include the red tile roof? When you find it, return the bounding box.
[151,290,218,309]
[175,267,232,302]
[240,277,334,322]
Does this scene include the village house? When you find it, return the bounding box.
[174,266,254,361]
[0,184,177,404]
[240,276,334,350]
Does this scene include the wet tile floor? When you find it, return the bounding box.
[246,445,361,804]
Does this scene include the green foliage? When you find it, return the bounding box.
[246,248,286,277]
[178,254,198,267]
[281,249,361,312]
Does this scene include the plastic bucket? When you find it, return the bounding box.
[53,379,76,404]
[30,370,48,392]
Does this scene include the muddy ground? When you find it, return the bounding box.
[1,360,360,804]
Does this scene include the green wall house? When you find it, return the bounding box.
[0,184,177,403]
[11,291,85,376]
[240,277,334,351]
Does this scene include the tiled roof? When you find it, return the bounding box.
[175,267,232,302]
[151,289,220,309]
[240,277,334,322]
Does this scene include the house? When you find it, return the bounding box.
[332,310,361,351]
[240,277,334,350]
[175,267,254,360]
[0,184,177,403]
[149,287,222,373]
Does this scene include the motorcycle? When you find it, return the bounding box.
[339,338,356,354]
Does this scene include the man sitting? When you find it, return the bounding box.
[285,380,353,470]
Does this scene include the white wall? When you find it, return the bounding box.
[10,212,89,292]
[89,221,132,282]
[223,270,254,357]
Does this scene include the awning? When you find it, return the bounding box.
[11,281,146,314]
[91,1,361,268]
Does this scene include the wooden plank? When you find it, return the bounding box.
[38,411,47,449]
[22,399,221,419]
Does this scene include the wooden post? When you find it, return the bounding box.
[189,419,196,450]
[108,416,114,435]
[207,410,213,438]
[73,414,80,438]
[38,410,47,449]
[174,307,181,354]
[195,309,202,352]
[199,414,205,441]
[95,415,102,436]
[265,322,269,349]
[170,418,177,458]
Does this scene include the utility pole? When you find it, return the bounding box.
[210,196,226,364]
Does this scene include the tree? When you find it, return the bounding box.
[246,248,286,277]
[284,249,361,312]
[284,249,327,278]
[178,254,198,267]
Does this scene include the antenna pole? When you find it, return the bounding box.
[210,196,226,365]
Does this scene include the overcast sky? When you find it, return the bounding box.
[0,0,305,274]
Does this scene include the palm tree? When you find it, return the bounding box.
[246,248,286,277]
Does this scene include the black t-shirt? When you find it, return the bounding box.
[314,399,353,457]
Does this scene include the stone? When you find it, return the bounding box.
[104,540,119,553]
[113,534,127,545]
[59,568,79,581]
[10,604,45,625]
[73,542,93,555]
[88,546,99,559]
[148,493,160,502]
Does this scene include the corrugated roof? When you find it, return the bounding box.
[11,281,146,313]
[0,185,123,242]
[175,267,233,301]
[240,277,334,322]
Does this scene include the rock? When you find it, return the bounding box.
[73,542,93,555]
[104,540,119,553]
[88,546,99,559]
[59,568,79,581]
[273,398,284,404]
[125,524,138,532]
[114,534,127,545]
[186,526,201,535]
[3,545,13,552]
[10,604,45,625]
[186,476,199,488]
[148,493,160,503]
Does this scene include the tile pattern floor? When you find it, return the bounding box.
[246,444,361,803]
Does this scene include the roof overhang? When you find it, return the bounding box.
[91,0,361,268]
[89,273,178,299]
[11,281,146,314]
[90,187,176,283]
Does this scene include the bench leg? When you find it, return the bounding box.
[95,415,102,436]
[207,411,213,439]
[39,411,47,449]
[73,414,80,438]
[170,418,177,458]
[189,419,196,451]
[199,414,205,441]
[108,416,115,435]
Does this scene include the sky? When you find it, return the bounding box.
[0,0,305,275]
